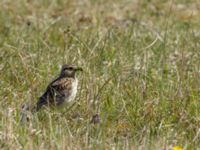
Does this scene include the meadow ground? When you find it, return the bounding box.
[0,0,200,149]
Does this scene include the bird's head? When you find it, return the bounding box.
[60,64,83,77]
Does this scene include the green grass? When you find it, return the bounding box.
[0,0,200,149]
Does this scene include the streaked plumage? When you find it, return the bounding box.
[36,64,82,111]
[20,64,82,122]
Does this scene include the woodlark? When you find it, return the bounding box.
[35,64,83,111]
[21,64,82,122]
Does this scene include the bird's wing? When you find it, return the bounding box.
[51,77,73,91]
[36,77,74,111]
[49,77,74,106]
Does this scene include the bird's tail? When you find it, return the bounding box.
[20,102,37,124]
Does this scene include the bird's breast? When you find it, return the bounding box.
[65,78,78,102]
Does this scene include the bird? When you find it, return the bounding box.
[36,64,83,111]
[20,64,83,122]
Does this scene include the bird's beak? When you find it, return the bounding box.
[75,67,83,72]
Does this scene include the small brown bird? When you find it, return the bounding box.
[36,64,83,111]
[21,64,82,122]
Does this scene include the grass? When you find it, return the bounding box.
[0,0,200,149]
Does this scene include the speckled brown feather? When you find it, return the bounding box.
[36,77,75,110]
[52,77,73,92]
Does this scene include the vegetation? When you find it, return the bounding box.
[0,0,199,149]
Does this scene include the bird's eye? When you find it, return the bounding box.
[68,67,73,70]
